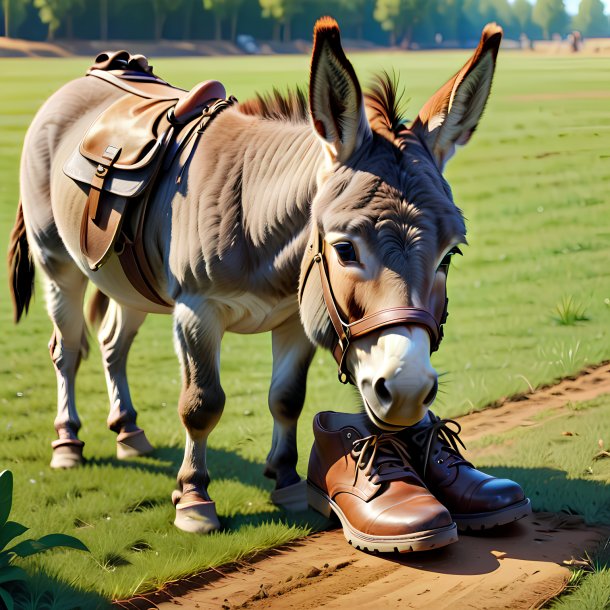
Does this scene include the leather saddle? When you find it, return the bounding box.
[63,50,232,306]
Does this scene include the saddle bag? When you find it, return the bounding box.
[63,94,178,271]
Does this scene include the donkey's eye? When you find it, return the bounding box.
[439,246,463,269]
[333,241,359,264]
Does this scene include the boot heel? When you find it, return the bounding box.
[307,482,332,517]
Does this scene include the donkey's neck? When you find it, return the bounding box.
[240,116,322,246]
[168,110,324,299]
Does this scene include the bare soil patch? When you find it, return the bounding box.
[146,517,605,610]
[118,362,610,610]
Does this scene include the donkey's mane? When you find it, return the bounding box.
[239,71,408,137]
[365,71,409,136]
[238,86,309,122]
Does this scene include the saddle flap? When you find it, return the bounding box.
[79,95,177,169]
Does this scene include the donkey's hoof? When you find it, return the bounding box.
[271,479,307,511]
[116,428,154,459]
[174,499,221,534]
[50,439,85,469]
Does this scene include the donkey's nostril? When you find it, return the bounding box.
[374,377,392,407]
[423,377,438,406]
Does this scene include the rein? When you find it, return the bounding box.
[300,228,448,385]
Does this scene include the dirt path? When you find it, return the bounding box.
[120,362,610,610]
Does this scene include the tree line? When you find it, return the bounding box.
[2,0,609,45]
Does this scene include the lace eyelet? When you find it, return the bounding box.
[437,458,444,464]
[346,432,352,439]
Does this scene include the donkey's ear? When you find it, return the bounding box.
[412,23,502,170]
[309,17,371,163]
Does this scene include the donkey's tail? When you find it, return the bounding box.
[86,288,110,331]
[8,201,35,323]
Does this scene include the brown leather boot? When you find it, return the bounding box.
[399,412,531,531]
[307,411,458,553]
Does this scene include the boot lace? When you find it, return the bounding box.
[350,433,417,486]
[419,416,472,478]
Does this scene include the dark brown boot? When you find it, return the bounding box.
[307,411,458,553]
[400,412,531,531]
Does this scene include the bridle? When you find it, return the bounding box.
[299,228,449,385]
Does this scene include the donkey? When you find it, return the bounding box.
[9,18,502,533]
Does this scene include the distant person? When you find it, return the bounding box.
[520,33,532,50]
[570,31,582,53]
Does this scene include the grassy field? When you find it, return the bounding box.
[0,50,609,607]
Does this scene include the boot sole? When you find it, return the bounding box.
[453,498,532,532]
[307,481,458,553]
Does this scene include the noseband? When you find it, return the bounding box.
[299,230,449,384]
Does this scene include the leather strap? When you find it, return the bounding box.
[348,308,440,346]
[116,97,237,309]
[80,146,122,262]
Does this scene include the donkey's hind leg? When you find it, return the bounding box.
[265,314,315,511]
[42,262,89,469]
[91,292,153,459]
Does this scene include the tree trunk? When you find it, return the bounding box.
[48,23,55,41]
[214,13,222,40]
[230,9,237,42]
[155,13,166,41]
[181,0,192,40]
[389,29,396,46]
[356,21,363,41]
[401,24,413,49]
[4,0,10,38]
[273,21,280,41]
[100,0,108,41]
[283,18,291,42]
[66,14,73,39]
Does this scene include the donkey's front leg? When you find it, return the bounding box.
[266,314,315,511]
[172,298,226,533]
[94,294,154,459]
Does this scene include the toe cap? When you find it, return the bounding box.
[370,493,454,535]
[469,478,525,513]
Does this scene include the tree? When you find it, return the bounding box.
[2,0,29,38]
[259,0,300,42]
[152,0,183,41]
[373,0,434,47]
[513,0,533,34]
[33,0,82,40]
[336,0,369,40]
[99,0,108,40]
[204,0,244,41]
[572,0,610,36]
[533,0,569,39]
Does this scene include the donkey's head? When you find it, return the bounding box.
[299,17,502,429]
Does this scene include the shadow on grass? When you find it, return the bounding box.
[86,445,275,490]
[86,444,331,529]
[4,571,111,610]
[483,466,610,526]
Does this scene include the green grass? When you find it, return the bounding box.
[553,295,590,326]
[0,50,609,605]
